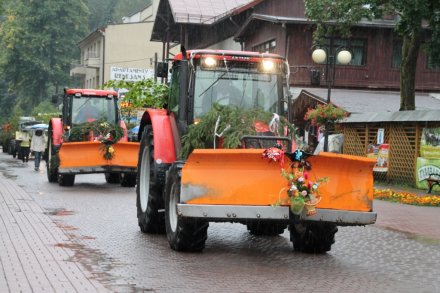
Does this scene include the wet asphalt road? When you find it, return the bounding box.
[1,152,440,293]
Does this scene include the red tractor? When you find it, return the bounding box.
[47,88,139,186]
[136,48,376,253]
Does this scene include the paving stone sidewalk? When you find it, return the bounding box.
[374,183,440,241]
[0,173,109,293]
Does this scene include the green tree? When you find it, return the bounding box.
[87,0,150,30]
[305,0,440,111]
[31,100,60,124]
[0,0,89,111]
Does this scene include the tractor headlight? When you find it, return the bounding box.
[203,57,217,67]
[261,60,275,72]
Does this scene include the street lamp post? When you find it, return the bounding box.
[312,38,352,152]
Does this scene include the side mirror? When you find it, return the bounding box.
[156,62,168,78]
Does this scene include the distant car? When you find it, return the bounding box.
[128,125,139,142]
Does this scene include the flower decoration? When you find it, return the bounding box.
[263,147,328,216]
[65,120,124,160]
[281,163,328,216]
[304,103,348,126]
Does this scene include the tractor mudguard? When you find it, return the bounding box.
[49,118,64,146]
[180,149,375,212]
[58,141,139,173]
[118,120,129,142]
[143,108,177,164]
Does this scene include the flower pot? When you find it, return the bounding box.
[304,196,322,216]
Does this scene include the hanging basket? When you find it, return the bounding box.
[304,196,322,216]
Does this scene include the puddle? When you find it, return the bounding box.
[381,226,440,246]
[51,215,152,292]
[44,208,75,216]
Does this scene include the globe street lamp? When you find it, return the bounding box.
[312,41,352,152]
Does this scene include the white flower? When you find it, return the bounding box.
[289,184,297,191]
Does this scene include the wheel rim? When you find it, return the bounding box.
[169,182,178,232]
[139,145,151,212]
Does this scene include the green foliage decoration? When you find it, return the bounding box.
[180,104,294,159]
[104,78,168,110]
[65,120,124,160]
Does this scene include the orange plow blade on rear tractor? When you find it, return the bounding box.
[180,149,376,212]
[58,141,139,173]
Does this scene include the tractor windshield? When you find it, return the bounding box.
[71,96,117,125]
[193,61,283,119]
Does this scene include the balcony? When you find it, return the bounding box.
[84,52,101,68]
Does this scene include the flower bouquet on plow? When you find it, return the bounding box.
[262,148,328,216]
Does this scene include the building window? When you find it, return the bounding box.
[253,39,277,53]
[427,56,440,71]
[392,41,402,68]
[326,38,366,66]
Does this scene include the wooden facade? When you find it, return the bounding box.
[153,0,440,92]
[341,113,440,186]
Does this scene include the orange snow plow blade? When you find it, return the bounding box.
[58,141,139,171]
[181,149,375,212]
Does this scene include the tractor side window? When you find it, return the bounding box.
[168,63,181,115]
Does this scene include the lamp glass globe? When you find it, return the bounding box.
[312,49,327,64]
[337,50,352,65]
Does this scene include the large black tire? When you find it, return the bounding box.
[247,222,287,236]
[136,126,165,234]
[165,163,209,252]
[289,222,338,254]
[120,173,136,187]
[58,174,75,186]
[105,172,121,184]
[46,133,59,183]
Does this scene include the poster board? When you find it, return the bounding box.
[367,143,389,172]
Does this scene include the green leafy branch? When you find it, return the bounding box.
[103,78,168,110]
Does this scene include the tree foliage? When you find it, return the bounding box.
[305,0,440,111]
[0,0,89,111]
[87,0,150,30]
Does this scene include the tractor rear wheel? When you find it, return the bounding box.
[165,163,208,252]
[289,222,338,254]
[247,222,286,236]
[46,133,58,183]
[58,174,75,186]
[105,172,120,184]
[136,126,165,233]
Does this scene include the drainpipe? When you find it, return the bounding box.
[101,31,105,88]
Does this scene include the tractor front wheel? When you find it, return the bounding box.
[46,133,58,183]
[136,126,165,233]
[165,163,208,252]
[121,173,136,187]
[289,222,338,254]
[58,174,75,187]
[105,172,120,184]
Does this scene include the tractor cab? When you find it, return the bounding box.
[62,89,119,126]
[165,50,291,126]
